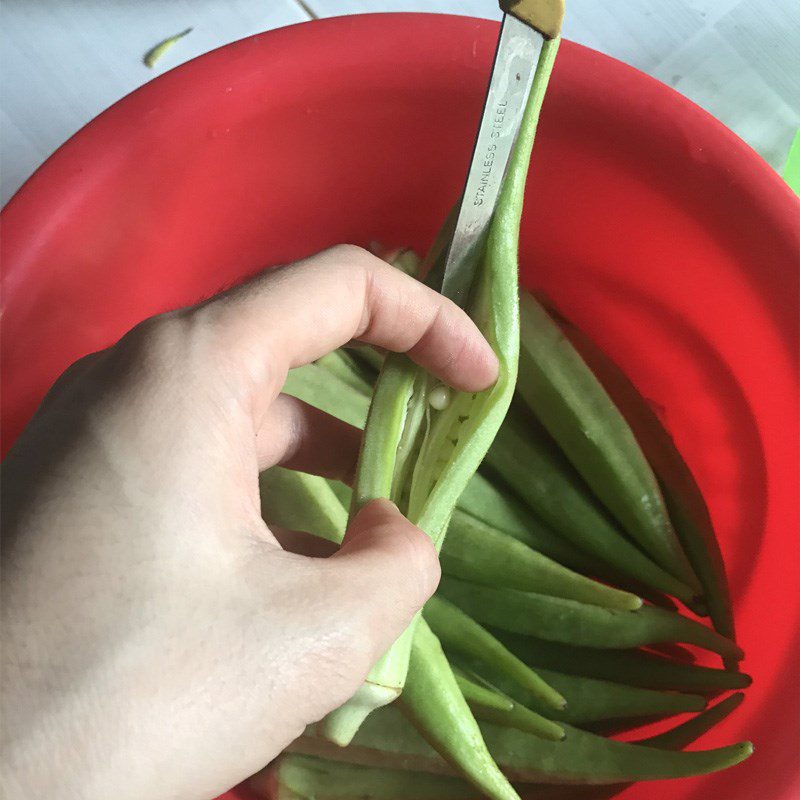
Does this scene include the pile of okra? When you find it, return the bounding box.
[254,251,752,798]
[253,33,752,800]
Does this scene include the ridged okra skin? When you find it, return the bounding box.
[291,701,751,785]
[438,577,742,660]
[556,312,736,662]
[485,408,697,604]
[495,633,752,693]
[267,694,746,799]
[517,292,697,588]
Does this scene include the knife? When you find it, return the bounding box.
[436,0,564,307]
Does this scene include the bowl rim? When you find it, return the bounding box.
[1,12,797,228]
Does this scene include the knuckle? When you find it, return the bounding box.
[325,243,371,264]
[116,313,183,364]
[382,520,441,603]
[102,312,205,396]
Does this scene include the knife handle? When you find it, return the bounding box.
[500,0,564,39]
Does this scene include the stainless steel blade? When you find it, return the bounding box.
[439,14,543,307]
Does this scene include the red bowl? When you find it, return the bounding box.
[2,13,798,800]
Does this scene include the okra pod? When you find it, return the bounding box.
[558,314,736,659]
[517,292,696,586]
[453,667,515,713]
[638,692,745,748]
[442,510,641,611]
[424,595,565,710]
[277,694,746,800]
[523,693,748,800]
[294,704,752,784]
[264,753,476,800]
[282,362,369,428]
[400,618,520,800]
[322,36,561,744]
[315,349,375,396]
[259,466,346,544]
[461,658,706,725]
[496,633,752,692]
[453,656,566,741]
[438,577,742,659]
[485,407,698,602]
[470,695,566,742]
[458,475,602,575]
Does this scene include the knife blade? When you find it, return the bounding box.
[437,12,545,307]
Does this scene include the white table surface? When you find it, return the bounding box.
[1,0,798,207]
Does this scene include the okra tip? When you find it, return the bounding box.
[624,592,644,611]
[739,741,755,758]
[723,654,744,672]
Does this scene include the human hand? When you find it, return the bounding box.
[0,245,498,800]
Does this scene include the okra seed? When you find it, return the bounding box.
[429,385,452,410]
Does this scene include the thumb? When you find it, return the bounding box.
[324,499,441,665]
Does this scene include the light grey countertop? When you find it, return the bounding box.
[2,0,798,206]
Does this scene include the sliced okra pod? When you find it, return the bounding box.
[276,695,746,799]
[321,36,562,745]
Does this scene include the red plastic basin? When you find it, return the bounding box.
[1,13,797,800]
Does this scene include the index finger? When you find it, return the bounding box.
[194,244,499,396]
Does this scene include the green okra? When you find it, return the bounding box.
[646,641,697,663]
[453,667,515,712]
[282,362,369,428]
[400,619,520,800]
[326,477,353,509]
[294,703,752,784]
[279,694,747,800]
[267,753,476,800]
[496,633,752,692]
[322,36,561,745]
[259,467,346,544]
[484,407,698,603]
[451,655,567,744]
[557,314,736,659]
[315,349,375,396]
[458,472,698,608]
[528,694,749,800]
[458,474,601,575]
[281,356,660,609]
[438,577,742,659]
[348,342,385,374]
[469,694,566,742]
[517,292,696,587]
[424,595,566,710]
[460,658,706,725]
[638,692,745,748]
[442,509,641,611]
